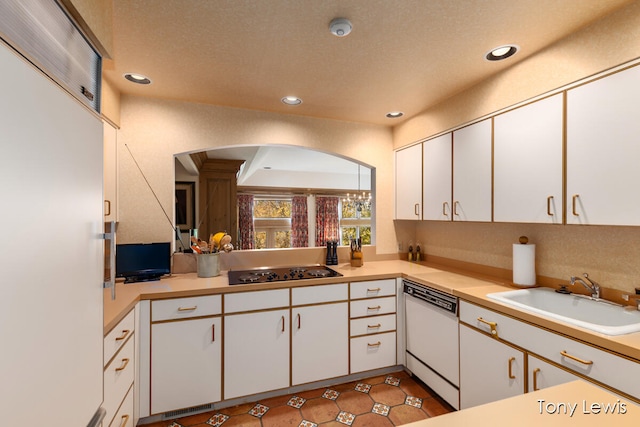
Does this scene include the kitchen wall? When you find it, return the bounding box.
[393,2,640,292]
[116,96,396,253]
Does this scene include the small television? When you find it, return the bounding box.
[116,242,171,284]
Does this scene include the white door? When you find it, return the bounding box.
[423,133,452,220]
[459,324,525,409]
[528,355,579,393]
[494,94,563,223]
[0,44,104,426]
[567,65,640,225]
[224,309,290,399]
[453,119,492,222]
[151,317,222,414]
[395,144,423,219]
[292,303,349,385]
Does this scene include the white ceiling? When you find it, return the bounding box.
[104,0,633,127]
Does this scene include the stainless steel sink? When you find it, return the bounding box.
[486,287,640,336]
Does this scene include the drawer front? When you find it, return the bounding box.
[292,283,348,305]
[104,337,135,427]
[350,296,396,318]
[109,384,134,427]
[104,309,134,367]
[224,288,289,313]
[152,295,221,321]
[350,279,396,300]
[350,331,396,373]
[460,300,640,399]
[350,314,396,337]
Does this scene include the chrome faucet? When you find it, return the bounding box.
[569,273,601,299]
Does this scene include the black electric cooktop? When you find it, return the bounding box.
[227,265,343,285]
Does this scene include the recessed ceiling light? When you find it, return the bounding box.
[386,111,404,118]
[124,73,151,84]
[485,45,519,61]
[281,96,302,106]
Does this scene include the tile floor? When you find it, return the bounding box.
[144,371,454,427]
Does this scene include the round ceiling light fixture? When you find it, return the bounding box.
[124,73,152,84]
[281,96,303,106]
[386,111,404,119]
[329,18,352,37]
[485,45,519,61]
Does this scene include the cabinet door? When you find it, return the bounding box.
[528,355,579,393]
[103,121,118,221]
[494,94,563,223]
[423,133,452,221]
[567,65,640,225]
[151,317,222,414]
[224,309,290,399]
[453,119,492,222]
[292,302,348,385]
[395,144,423,219]
[459,324,524,409]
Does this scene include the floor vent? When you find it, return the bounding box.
[163,403,214,419]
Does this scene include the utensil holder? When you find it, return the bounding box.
[197,253,220,278]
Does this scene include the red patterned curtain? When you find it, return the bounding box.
[237,194,254,250]
[291,196,308,248]
[315,196,339,246]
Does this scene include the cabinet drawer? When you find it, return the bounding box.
[350,296,396,318]
[350,314,396,337]
[350,331,396,373]
[104,337,134,427]
[460,300,640,399]
[350,279,396,300]
[225,288,289,313]
[104,309,134,367]
[292,283,348,305]
[109,384,134,427]
[152,295,221,321]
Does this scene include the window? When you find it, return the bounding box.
[253,199,292,249]
[340,198,372,246]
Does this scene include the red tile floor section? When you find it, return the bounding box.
[144,371,454,427]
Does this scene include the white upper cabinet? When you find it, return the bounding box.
[566,65,640,225]
[452,119,492,222]
[395,143,423,220]
[103,121,118,222]
[423,133,452,221]
[494,94,564,223]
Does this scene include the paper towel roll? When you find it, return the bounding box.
[513,243,536,286]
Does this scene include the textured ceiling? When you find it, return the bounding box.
[104,0,633,126]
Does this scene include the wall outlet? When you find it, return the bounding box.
[398,242,403,251]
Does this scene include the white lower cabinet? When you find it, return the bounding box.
[224,309,290,399]
[459,323,525,409]
[292,302,349,385]
[528,354,579,393]
[151,317,222,414]
[104,309,135,427]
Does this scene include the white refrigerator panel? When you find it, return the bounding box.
[0,43,104,425]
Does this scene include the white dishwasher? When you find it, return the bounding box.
[404,280,459,409]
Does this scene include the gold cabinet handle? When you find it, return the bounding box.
[212,323,215,342]
[367,323,382,329]
[115,358,130,372]
[532,368,541,391]
[442,201,449,217]
[508,357,516,379]
[281,315,285,333]
[297,313,301,329]
[572,194,580,216]
[178,306,197,311]
[119,414,130,427]
[453,201,460,216]
[115,329,130,341]
[367,341,381,347]
[477,317,499,339]
[547,196,553,216]
[414,203,420,216]
[105,199,111,216]
[367,305,381,311]
[561,350,593,365]
[367,287,381,293]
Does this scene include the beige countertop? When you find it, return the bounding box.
[402,380,639,426]
[103,259,640,362]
